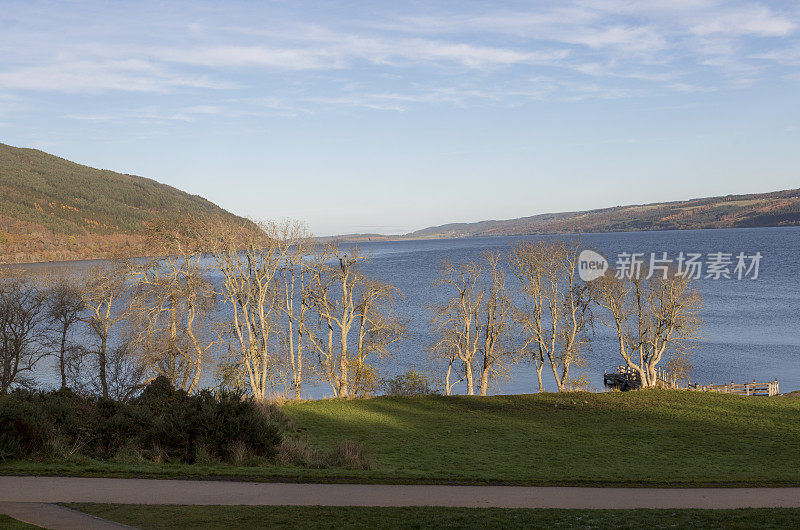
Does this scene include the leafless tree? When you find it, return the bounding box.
[206,219,287,401]
[276,220,316,399]
[431,253,520,396]
[591,266,702,387]
[0,271,47,394]
[477,252,519,396]
[80,262,132,399]
[127,218,218,392]
[351,276,405,397]
[102,342,148,402]
[510,239,592,392]
[430,259,483,395]
[43,271,86,389]
[304,244,403,398]
[128,258,216,392]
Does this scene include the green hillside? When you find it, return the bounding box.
[0,142,249,262]
[0,142,241,235]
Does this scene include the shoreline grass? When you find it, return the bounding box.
[2,390,799,487]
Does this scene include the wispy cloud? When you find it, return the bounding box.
[0,59,233,93]
[0,0,798,111]
[690,5,795,36]
[66,104,229,123]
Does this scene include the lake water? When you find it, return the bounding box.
[18,226,800,396]
[357,227,800,395]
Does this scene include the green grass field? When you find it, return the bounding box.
[3,390,800,486]
[66,504,800,529]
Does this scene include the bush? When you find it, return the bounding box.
[328,439,374,470]
[275,436,373,470]
[381,370,438,397]
[0,376,283,464]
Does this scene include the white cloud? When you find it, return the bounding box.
[0,1,798,106]
[156,46,343,70]
[65,105,229,123]
[153,36,569,71]
[0,59,233,93]
[751,45,800,65]
[690,5,795,36]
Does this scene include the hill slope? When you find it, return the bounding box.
[0,142,245,262]
[407,188,800,239]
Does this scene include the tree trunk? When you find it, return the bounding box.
[480,367,489,396]
[465,361,474,395]
[536,362,544,393]
[294,327,303,400]
[59,323,68,389]
[99,333,108,399]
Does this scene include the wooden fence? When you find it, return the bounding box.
[689,379,780,397]
[605,365,780,396]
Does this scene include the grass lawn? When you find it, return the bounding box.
[3,390,800,486]
[0,515,40,529]
[67,504,800,529]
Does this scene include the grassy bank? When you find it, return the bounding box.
[67,505,800,529]
[3,390,800,486]
[0,515,39,529]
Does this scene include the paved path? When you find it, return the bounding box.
[2,477,800,511]
[0,501,134,529]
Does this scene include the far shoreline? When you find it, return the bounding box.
[4,224,799,268]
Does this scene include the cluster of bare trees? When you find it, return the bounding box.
[431,239,702,395]
[1,219,702,400]
[0,217,405,401]
[0,264,138,399]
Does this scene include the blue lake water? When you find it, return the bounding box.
[20,226,800,396]
[356,227,800,395]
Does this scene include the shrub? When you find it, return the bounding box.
[328,440,374,470]
[381,369,438,397]
[0,376,283,464]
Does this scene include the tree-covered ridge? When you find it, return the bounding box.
[408,189,800,239]
[0,142,252,262]
[0,142,241,235]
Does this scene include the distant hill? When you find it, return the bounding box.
[0,142,247,263]
[405,189,800,240]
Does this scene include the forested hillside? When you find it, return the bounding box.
[0,142,246,262]
[408,189,800,239]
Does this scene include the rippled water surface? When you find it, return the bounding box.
[20,226,800,396]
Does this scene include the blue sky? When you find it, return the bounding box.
[1,1,799,235]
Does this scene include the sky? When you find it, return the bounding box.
[1,1,799,236]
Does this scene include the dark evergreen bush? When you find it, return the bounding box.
[0,376,283,464]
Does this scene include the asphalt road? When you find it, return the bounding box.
[2,476,800,509]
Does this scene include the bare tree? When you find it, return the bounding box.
[127,218,218,392]
[510,239,592,392]
[591,267,702,388]
[103,342,147,402]
[0,272,47,394]
[80,262,132,399]
[430,253,520,396]
[44,271,85,389]
[351,276,405,397]
[477,252,519,396]
[277,220,315,399]
[430,260,483,395]
[207,219,287,401]
[128,258,216,392]
[304,244,403,398]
